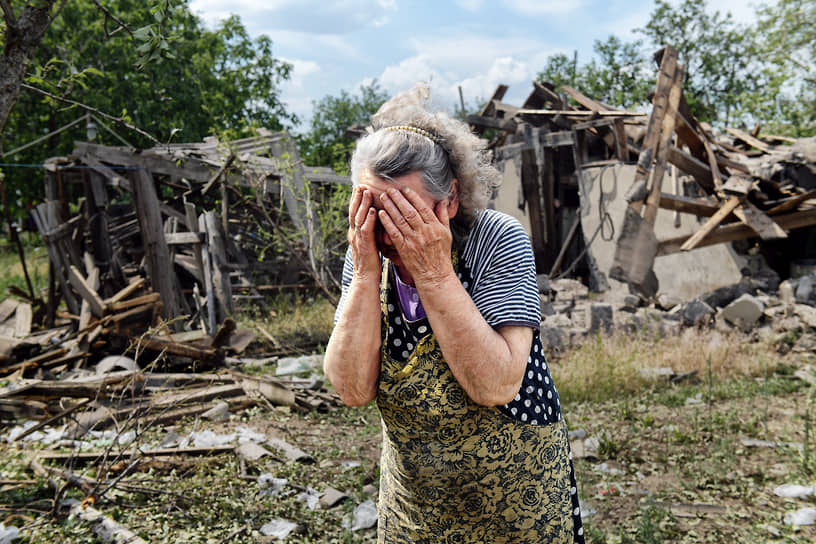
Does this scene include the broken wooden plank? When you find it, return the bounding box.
[667,145,714,190]
[732,200,788,240]
[657,193,721,217]
[0,298,19,323]
[201,152,236,195]
[164,231,205,245]
[68,265,105,317]
[726,127,772,153]
[767,190,816,215]
[659,208,816,256]
[13,303,32,338]
[133,335,219,361]
[643,63,685,226]
[38,445,235,465]
[107,292,162,313]
[680,195,742,251]
[105,277,146,305]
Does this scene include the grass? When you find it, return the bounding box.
[552,326,789,405]
[3,293,816,542]
[0,240,50,299]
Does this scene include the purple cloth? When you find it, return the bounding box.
[393,267,426,321]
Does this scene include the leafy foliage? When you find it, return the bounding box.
[2,0,294,216]
[298,81,389,174]
[636,0,762,124]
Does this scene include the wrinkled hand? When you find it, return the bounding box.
[348,186,380,282]
[378,186,454,286]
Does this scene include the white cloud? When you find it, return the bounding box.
[502,0,583,16]
[456,0,485,11]
[282,58,321,89]
[373,29,564,111]
[190,0,397,34]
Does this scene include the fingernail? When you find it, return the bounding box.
[380,192,390,201]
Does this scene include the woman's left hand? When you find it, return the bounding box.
[377,186,454,286]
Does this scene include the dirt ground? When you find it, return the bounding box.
[4,361,816,543]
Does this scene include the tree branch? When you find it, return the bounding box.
[20,82,159,144]
[0,0,17,30]
[92,0,134,39]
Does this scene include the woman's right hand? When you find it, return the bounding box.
[348,186,380,282]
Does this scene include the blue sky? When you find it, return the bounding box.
[189,0,767,128]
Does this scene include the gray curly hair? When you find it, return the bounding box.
[349,85,499,247]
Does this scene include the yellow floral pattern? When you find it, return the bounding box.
[375,264,576,543]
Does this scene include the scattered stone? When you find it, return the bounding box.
[720,293,765,331]
[700,283,753,310]
[320,487,349,509]
[794,365,816,385]
[536,274,550,293]
[681,300,715,327]
[655,293,682,311]
[201,401,230,421]
[583,436,600,459]
[362,484,378,497]
[778,280,796,305]
[589,303,614,333]
[793,332,816,353]
[795,275,815,303]
[568,428,587,440]
[236,442,273,461]
[551,278,589,303]
[539,326,569,353]
[793,304,816,328]
[620,294,642,313]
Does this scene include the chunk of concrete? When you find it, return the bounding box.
[794,304,816,329]
[720,294,765,331]
[551,278,589,303]
[795,275,815,304]
[682,300,715,327]
[779,280,796,305]
[589,303,614,333]
[539,326,569,353]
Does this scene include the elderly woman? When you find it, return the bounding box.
[324,88,584,543]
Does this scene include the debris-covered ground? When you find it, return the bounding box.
[2,338,816,543]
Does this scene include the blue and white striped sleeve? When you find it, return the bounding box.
[333,246,354,326]
[465,211,541,330]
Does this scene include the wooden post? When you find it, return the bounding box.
[519,127,547,269]
[130,165,181,320]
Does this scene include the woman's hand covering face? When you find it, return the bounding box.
[348,185,381,283]
[377,186,454,287]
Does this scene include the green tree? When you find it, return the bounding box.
[2,0,293,216]
[537,38,651,110]
[747,0,815,136]
[298,81,389,175]
[581,36,652,110]
[637,0,762,124]
[537,52,581,93]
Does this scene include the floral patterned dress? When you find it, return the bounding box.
[375,258,583,543]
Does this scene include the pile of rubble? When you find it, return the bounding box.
[538,267,816,356]
[471,46,816,303]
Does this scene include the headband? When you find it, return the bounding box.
[383,125,443,145]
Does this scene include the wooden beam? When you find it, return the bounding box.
[767,191,816,215]
[680,195,742,251]
[131,166,181,320]
[643,63,685,226]
[726,127,772,153]
[68,265,105,317]
[659,208,816,256]
[732,200,788,240]
[657,193,721,217]
[667,146,714,190]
